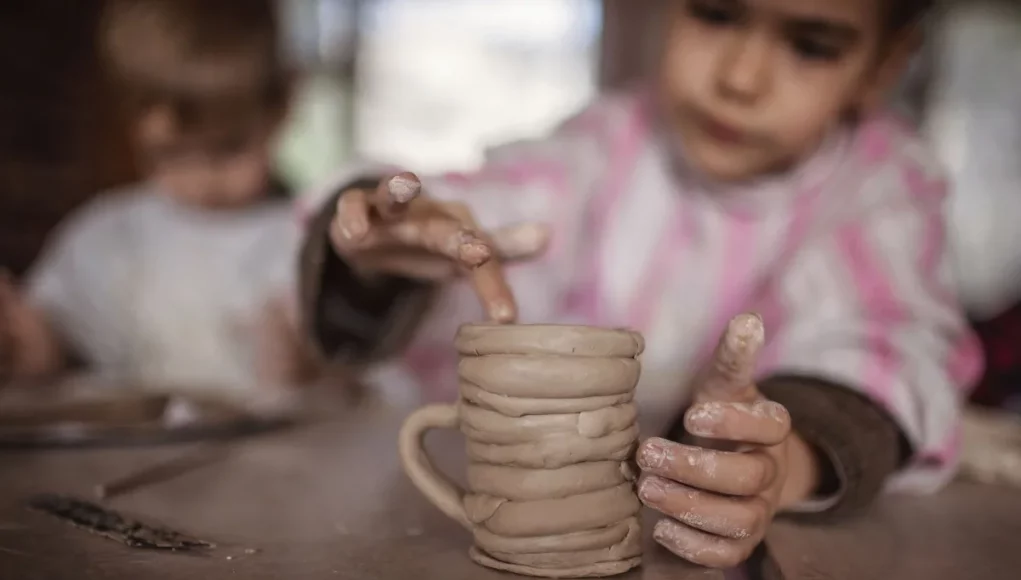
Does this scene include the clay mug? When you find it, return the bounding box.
[399,323,646,578]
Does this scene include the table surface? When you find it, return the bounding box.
[1,396,1020,580]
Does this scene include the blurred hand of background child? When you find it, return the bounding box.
[252,295,322,388]
[0,272,62,385]
[328,172,550,323]
[636,314,820,568]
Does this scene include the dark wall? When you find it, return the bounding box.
[0,0,138,277]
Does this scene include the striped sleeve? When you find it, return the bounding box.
[759,156,984,493]
[300,96,640,402]
[393,99,641,402]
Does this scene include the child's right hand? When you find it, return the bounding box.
[329,172,549,323]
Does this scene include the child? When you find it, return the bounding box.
[0,0,315,405]
[298,0,982,568]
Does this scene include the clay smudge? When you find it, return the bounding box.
[683,446,719,478]
[653,518,732,563]
[637,438,671,470]
[685,402,726,432]
[637,476,666,502]
[387,173,421,203]
[727,313,765,352]
[686,400,790,436]
[675,510,752,541]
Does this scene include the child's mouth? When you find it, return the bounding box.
[697,114,748,145]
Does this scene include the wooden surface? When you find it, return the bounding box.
[0,398,1019,579]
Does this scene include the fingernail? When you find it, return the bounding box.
[753,400,790,426]
[638,439,667,470]
[685,402,724,436]
[638,477,666,503]
[490,302,514,323]
[341,222,367,242]
[388,173,421,203]
[726,313,765,353]
[455,230,490,266]
[653,519,678,543]
[459,241,491,266]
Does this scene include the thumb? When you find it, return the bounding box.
[697,313,764,403]
[489,222,551,262]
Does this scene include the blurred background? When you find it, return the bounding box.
[1,0,1021,408]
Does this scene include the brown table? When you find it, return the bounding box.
[0,398,1019,579]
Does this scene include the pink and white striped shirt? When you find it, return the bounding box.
[306,91,983,491]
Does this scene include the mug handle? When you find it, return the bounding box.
[398,403,470,530]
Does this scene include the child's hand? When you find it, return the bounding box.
[329,172,549,323]
[253,295,322,388]
[637,314,816,568]
[0,272,61,385]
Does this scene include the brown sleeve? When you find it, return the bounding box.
[298,179,437,366]
[758,376,905,522]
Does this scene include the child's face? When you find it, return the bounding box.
[134,108,282,209]
[659,0,905,182]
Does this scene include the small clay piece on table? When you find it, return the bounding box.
[399,324,646,578]
[27,494,214,550]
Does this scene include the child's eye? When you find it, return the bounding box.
[685,0,742,26]
[789,36,843,62]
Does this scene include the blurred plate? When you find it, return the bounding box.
[0,379,297,449]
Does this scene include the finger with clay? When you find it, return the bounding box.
[636,314,817,569]
[328,172,549,323]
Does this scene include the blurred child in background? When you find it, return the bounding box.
[298,0,982,567]
[0,0,316,407]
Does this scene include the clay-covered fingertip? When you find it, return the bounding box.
[489,302,516,324]
[726,313,765,351]
[652,518,682,543]
[457,230,492,266]
[684,401,725,435]
[459,242,492,267]
[636,437,668,470]
[387,172,422,203]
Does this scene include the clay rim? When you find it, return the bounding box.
[456,324,645,358]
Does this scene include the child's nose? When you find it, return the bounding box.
[715,32,773,104]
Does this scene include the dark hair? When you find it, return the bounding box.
[101,0,288,136]
[887,0,933,32]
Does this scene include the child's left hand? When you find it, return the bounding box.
[637,314,818,568]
